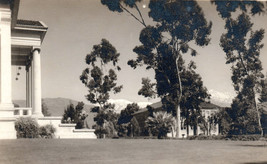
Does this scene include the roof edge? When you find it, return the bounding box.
[11,0,20,28]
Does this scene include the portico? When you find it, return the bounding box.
[0,0,47,139]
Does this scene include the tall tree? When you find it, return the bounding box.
[212,1,266,135]
[101,0,211,138]
[179,62,210,136]
[80,39,122,138]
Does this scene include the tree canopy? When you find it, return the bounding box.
[212,0,266,135]
[80,39,122,137]
[101,0,212,138]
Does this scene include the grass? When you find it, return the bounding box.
[0,139,267,164]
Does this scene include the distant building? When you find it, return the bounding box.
[132,101,220,138]
[260,102,267,136]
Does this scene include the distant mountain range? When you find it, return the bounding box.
[12,90,233,128]
[209,89,235,107]
[13,97,96,128]
[13,97,154,128]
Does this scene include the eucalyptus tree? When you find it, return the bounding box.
[101,0,212,137]
[212,1,266,135]
[80,39,122,138]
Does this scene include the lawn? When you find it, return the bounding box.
[0,139,266,164]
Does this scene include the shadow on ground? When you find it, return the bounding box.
[242,162,267,164]
[237,144,267,148]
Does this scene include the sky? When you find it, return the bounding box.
[12,0,267,107]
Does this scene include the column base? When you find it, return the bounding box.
[32,112,44,118]
[0,103,14,117]
[0,117,17,139]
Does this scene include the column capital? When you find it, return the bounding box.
[31,47,41,53]
[0,8,11,24]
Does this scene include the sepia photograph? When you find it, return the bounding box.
[0,0,267,163]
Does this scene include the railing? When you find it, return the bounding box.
[14,108,32,118]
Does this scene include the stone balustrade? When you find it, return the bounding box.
[14,107,32,117]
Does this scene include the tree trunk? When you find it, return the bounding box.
[253,88,263,136]
[186,124,189,137]
[171,126,174,138]
[193,124,198,136]
[103,122,106,139]
[186,111,189,137]
[176,104,181,138]
[175,55,182,138]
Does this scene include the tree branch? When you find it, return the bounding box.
[134,4,146,27]
[120,4,146,27]
[238,51,249,75]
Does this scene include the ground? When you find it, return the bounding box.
[0,139,266,164]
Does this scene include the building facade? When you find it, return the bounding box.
[133,101,220,138]
[0,0,47,139]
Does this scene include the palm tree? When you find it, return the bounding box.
[145,111,175,139]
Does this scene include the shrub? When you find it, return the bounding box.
[226,135,262,141]
[187,134,267,141]
[39,125,56,139]
[93,124,108,138]
[188,135,227,140]
[61,102,88,129]
[15,118,39,138]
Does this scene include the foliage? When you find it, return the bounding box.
[80,39,122,138]
[93,109,119,138]
[198,112,218,136]
[259,76,267,103]
[62,103,76,123]
[15,117,39,138]
[188,135,226,140]
[212,0,266,135]
[117,103,141,137]
[118,103,140,124]
[42,99,51,116]
[61,102,88,129]
[179,63,210,136]
[188,134,266,141]
[226,134,264,141]
[93,124,108,138]
[39,124,56,139]
[211,1,265,19]
[102,0,212,138]
[230,99,261,135]
[117,123,128,137]
[145,111,174,139]
[214,108,232,135]
[138,78,156,98]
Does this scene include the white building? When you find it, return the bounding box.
[0,0,47,139]
[133,101,220,138]
[0,0,96,139]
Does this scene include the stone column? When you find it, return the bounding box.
[26,66,29,107]
[30,62,33,108]
[26,63,32,108]
[0,8,16,139]
[32,48,43,117]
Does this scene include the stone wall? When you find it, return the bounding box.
[37,117,96,139]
